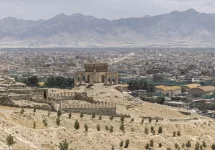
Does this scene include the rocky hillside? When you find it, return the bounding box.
[1,9,215,48]
[0,84,215,150]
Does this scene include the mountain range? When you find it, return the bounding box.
[1,9,215,48]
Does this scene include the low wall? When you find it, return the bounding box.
[62,102,116,116]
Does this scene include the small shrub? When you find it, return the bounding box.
[212,143,215,150]
[47,111,50,117]
[33,107,36,114]
[158,126,162,134]
[80,113,84,118]
[91,113,96,120]
[42,119,48,127]
[99,116,102,120]
[173,131,176,137]
[6,134,15,149]
[175,143,179,149]
[119,140,124,148]
[105,125,109,131]
[186,140,191,148]
[20,108,25,114]
[109,115,114,120]
[74,119,80,130]
[84,124,88,132]
[97,124,100,131]
[149,139,154,147]
[141,118,144,125]
[177,130,181,136]
[120,123,125,132]
[130,118,134,122]
[124,139,130,148]
[58,140,69,150]
[144,127,148,134]
[110,125,113,133]
[202,141,206,148]
[68,112,71,119]
[159,143,162,148]
[149,118,152,123]
[150,126,154,133]
[120,116,125,123]
[57,109,62,118]
[33,122,36,129]
[56,118,60,126]
[145,143,149,149]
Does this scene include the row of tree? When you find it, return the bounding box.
[128,80,155,92]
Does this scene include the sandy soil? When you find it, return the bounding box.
[0,84,214,150]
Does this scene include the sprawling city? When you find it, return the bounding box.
[1,0,215,150]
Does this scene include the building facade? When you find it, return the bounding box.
[74,63,118,86]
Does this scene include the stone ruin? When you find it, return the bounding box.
[74,63,118,86]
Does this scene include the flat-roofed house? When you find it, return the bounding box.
[155,85,181,97]
[182,84,201,92]
[188,86,215,97]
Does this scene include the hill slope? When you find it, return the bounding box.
[0,84,214,150]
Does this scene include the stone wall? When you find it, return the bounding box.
[61,102,116,116]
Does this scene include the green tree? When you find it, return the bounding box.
[56,118,60,126]
[43,119,48,127]
[149,139,154,148]
[58,140,69,150]
[68,112,71,119]
[20,108,25,114]
[167,148,171,150]
[124,139,130,148]
[158,126,162,134]
[97,124,101,131]
[130,118,134,122]
[99,116,102,120]
[6,134,15,150]
[27,76,39,86]
[74,119,80,130]
[84,124,88,132]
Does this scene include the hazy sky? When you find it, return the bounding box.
[0,0,215,20]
